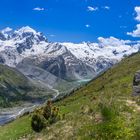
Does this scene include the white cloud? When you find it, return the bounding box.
[127,6,140,37]
[98,36,131,47]
[103,6,110,10]
[97,37,139,60]
[87,6,98,12]
[135,6,140,21]
[33,7,45,11]
[127,24,140,37]
[85,24,90,28]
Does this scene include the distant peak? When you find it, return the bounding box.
[15,26,37,34]
[1,27,13,34]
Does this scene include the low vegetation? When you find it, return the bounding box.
[0,53,140,139]
[31,101,63,132]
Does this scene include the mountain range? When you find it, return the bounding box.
[0,26,140,107]
[0,26,140,139]
[0,26,139,82]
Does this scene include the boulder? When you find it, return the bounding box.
[133,70,140,96]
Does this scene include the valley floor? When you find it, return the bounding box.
[0,53,140,140]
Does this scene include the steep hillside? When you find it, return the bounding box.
[0,53,140,139]
[0,64,54,108]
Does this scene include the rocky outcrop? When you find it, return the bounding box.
[133,70,140,95]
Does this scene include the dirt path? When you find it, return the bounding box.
[126,100,140,112]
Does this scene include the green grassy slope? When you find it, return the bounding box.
[0,64,34,107]
[0,64,51,108]
[0,53,140,139]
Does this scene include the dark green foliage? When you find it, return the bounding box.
[48,107,60,124]
[31,101,62,132]
[31,114,45,132]
[43,101,60,125]
[99,103,117,121]
[43,100,52,120]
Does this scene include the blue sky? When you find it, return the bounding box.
[0,0,140,42]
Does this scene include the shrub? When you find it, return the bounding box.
[43,101,60,124]
[43,101,52,120]
[48,107,60,124]
[100,104,116,121]
[31,100,62,132]
[31,113,45,132]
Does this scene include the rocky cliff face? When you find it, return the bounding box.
[133,70,140,96]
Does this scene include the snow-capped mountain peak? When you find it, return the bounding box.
[8,26,47,50]
[1,27,13,34]
[0,26,140,80]
[0,27,13,40]
[15,26,37,34]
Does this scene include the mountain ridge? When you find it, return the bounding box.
[0,26,140,81]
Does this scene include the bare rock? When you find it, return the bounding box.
[133,70,140,96]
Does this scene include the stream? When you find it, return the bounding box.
[0,88,60,126]
[0,78,92,126]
